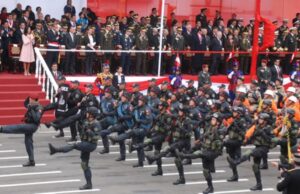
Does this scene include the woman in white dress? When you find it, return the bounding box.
[20,27,35,76]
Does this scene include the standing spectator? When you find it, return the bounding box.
[150,8,158,27]
[12,3,23,20]
[1,20,12,71]
[239,31,251,74]
[64,0,76,17]
[35,7,43,20]
[65,26,77,74]
[210,31,223,75]
[0,7,8,22]
[192,28,207,74]
[12,22,25,44]
[227,61,243,101]
[135,28,149,75]
[113,66,125,88]
[25,6,35,22]
[257,59,271,94]
[46,23,60,67]
[196,8,208,28]
[120,29,134,75]
[77,12,88,32]
[83,27,96,75]
[198,64,211,89]
[20,27,35,76]
[292,13,300,27]
[284,27,298,74]
[270,58,283,82]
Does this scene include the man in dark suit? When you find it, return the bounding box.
[82,27,96,75]
[270,58,283,82]
[210,31,223,75]
[1,21,13,71]
[65,27,77,74]
[51,63,63,81]
[192,28,207,74]
[12,22,25,44]
[120,29,134,75]
[284,27,298,74]
[277,150,300,194]
[195,8,208,28]
[46,23,60,68]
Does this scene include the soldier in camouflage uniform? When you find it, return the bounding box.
[228,113,273,191]
[176,112,224,194]
[48,107,100,190]
[145,105,193,185]
[224,106,247,182]
[131,101,172,176]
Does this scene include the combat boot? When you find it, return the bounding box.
[115,157,125,161]
[144,145,153,151]
[79,184,92,190]
[250,183,262,191]
[250,169,263,191]
[132,163,143,168]
[173,176,185,185]
[127,140,135,153]
[259,162,268,170]
[203,179,214,194]
[151,167,163,176]
[227,173,238,182]
[99,148,109,154]
[182,158,192,165]
[22,160,35,167]
[48,143,57,155]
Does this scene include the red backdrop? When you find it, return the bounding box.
[87,0,299,25]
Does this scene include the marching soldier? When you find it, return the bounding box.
[98,88,117,154]
[100,92,134,161]
[225,107,247,182]
[48,107,100,190]
[176,113,224,194]
[228,113,273,191]
[0,93,43,167]
[145,105,193,185]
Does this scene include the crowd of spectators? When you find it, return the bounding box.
[0,0,299,76]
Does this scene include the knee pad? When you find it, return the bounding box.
[144,138,152,145]
[252,163,259,173]
[203,168,210,180]
[81,161,89,171]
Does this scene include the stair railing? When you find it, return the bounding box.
[34,47,58,103]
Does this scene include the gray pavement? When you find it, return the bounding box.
[0,126,282,194]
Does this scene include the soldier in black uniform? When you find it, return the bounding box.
[186,80,197,98]
[49,84,99,130]
[176,85,190,105]
[176,113,224,194]
[0,93,43,167]
[277,151,300,194]
[228,113,273,191]
[145,105,192,185]
[100,92,134,161]
[48,107,99,190]
[158,81,172,101]
[224,106,247,182]
[44,76,70,138]
[67,80,84,142]
[257,59,271,94]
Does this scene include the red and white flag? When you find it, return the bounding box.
[290,52,296,63]
[175,54,181,67]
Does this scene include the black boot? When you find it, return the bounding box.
[227,171,239,182]
[182,158,192,165]
[44,122,51,128]
[79,184,92,190]
[55,131,64,138]
[115,157,125,161]
[152,167,163,176]
[173,176,185,185]
[250,171,262,191]
[202,178,214,194]
[259,157,269,170]
[23,160,35,167]
[127,140,135,153]
[132,163,143,168]
[48,143,57,155]
[99,148,109,154]
[0,126,3,132]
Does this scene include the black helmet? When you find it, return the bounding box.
[212,112,223,123]
[258,113,270,120]
[286,108,295,116]
[87,107,99,117]
[232,106,244,115]
[178,103,187,113]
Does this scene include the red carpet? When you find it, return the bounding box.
[0,73,54,125]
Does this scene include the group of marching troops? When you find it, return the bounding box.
[15,60,296,193]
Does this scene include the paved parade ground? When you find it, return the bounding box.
[0,126,282,194]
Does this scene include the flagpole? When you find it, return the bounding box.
[250,0,261,78]
[157,0,166,77]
